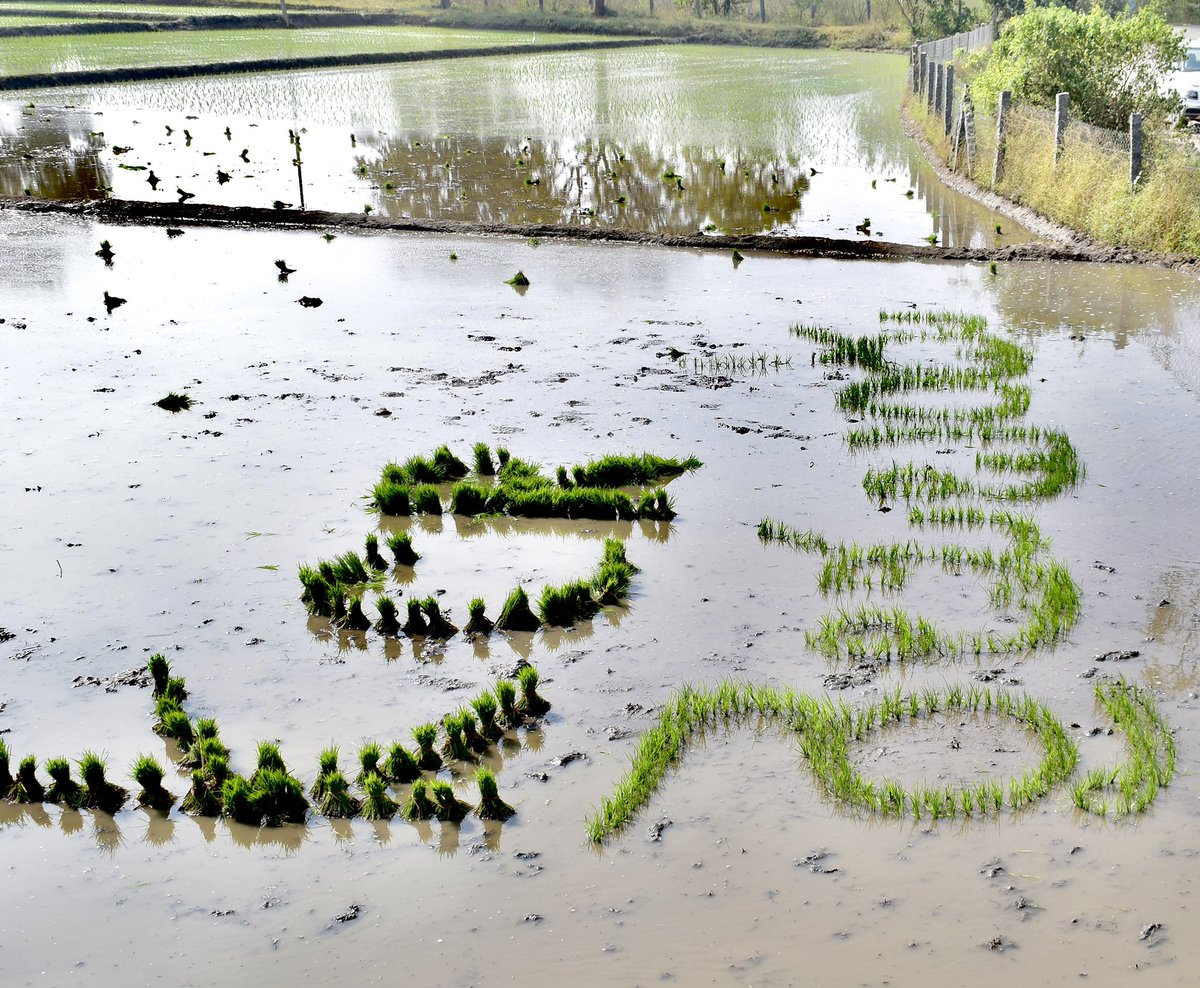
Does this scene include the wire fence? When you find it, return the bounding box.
[915,23,993,64]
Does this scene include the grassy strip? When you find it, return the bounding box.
[1072,677,1176,815]
[586,680,1080,842]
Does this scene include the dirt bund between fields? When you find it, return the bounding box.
[0,36,665,87]
[8,194,1198,269]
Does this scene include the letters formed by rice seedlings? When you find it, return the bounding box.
[586,681,1080,843]
[79,752,128,814]
[45,757,85,808]
[132,754,175,811]
[317,771,361,818]
[475,768,516,821]
[404,777,437,820]
[386,531,419,566]
[1072,678,1176,815]
[464,597,494,636]
[361,773,398,820]
[494,586,542,633]
[431,780,472,823]
[517,666,551,717]
[412,723,443,771]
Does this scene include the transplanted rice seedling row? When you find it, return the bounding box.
[0,653,552,833]
[585,679,1089,842]
[759,307,1088,664]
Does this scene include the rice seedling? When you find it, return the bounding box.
[357,741,384,785]
[402,599,429,637]
[404,777,437,820]
[432,445,469,479]
[570,453,702,488]
[249,768,309,826]
[155,392,192,413]
[412,485,444,515]
[385,531,419,566]
[517,666,551,717]
[221,775,259,825]
[471,691,503,742]
[431,780,472,823]
[11,755,44,803]
[475,768,516,821]
[132,754,175,811]
[360,773,398,821]
[384,742,421,784]
[421,597,458,638]
[160,709,195,749]
[505,271,531,287]
[494,586,541,633]
[375,595,401,636]
[461,711,489,755]
[450,481,489,515]
[464,598,494,636]
[441,714,475,763]
[539,580,599,627]
[79,751,128,814]
[0,739,11,796]
[342,594,371,632]
[473,442,495,475]
[181,769,221,816]
[495,679,521,728]
[251,741,286,784]
[44,758,85,808]
[162,676,188,705]
[318,771,361,818]
[147,653,171,696]
[372,481,412,516]
[412,723,443,771]
[311,745,340,800]
[364,533,388,571]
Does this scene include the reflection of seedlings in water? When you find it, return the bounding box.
[384,742,421,784]
[374,595,401,636]
[495,680,520,728]
[517,666,551,717]
[431,780,471,823]
[402,599,429,637]
[475,768,515,821]
[464,597,494,636]
[386,531,419,565]
[1072,678,1175,815]
[80,752,128,815]
[357,742,383,785]
[45,757,85,808]
[404,777,437,821]
[132,754,175,812]
[472,691,503,742]
[361,773,398,820]
[412,724,442,771]
[311,745,340,800]
[318,771,361,818]
[154,392,192,413]
[495,586,541,633]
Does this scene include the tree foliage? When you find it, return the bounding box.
[969,6,1185,131]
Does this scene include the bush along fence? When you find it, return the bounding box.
[908,25,1200,254]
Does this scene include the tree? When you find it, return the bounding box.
[970,6,1185,130]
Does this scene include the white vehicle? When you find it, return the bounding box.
[1169,45,1200,123]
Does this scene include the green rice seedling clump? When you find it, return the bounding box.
[385,531,419,566]
[249,768,309,826]
[372,480,412,516]
[79,752,128,814]
[473,442,495,475]
[155,392,193,412]
[441,714,475,762]
[45,757,85,808]
[538,580,599,627]
[147,653,171,696]
[0,739,12,795]
[517,666,551,717]
[342,594,371,632]
[181,768,221,816]
[357,742,383,785]
[494,586,541,633]
[450,481,489,515]
[464,597,494,636]
[412,723,443,771]
[132,754,175,811]
[495,679,520,728]
[475,768,516,821]
[471,691,502,742]
[421,597,458,638]
[375,595,401,636]
[412,485,443,515]
[460,711,489,755]
[312,745,341,800]
[364,533,387,570]
[12,755,44,803]
[317,771,361,818]
[360,772,398,820]
[432,780,472,823]
[384,742,421,784]
[404,777,438,820]
[402,599,429,637]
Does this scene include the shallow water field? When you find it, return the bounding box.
[1,203,1198,983]
[2,45,1025,245]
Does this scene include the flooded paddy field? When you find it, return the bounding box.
[3,46,1026,245]
[1,203,1199,984]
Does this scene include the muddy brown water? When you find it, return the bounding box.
[1,205,1199,984]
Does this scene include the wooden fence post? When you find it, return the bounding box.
[1129,112,1143,188]
[944,64,954,135]
[992,90,1011,187]
[927,61,936,109]
[919,51,927,96]
[1054,92,1069,168]
[935,63,944,116]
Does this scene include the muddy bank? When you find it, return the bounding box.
[5,193,1198,270]
[0,35,664,90]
